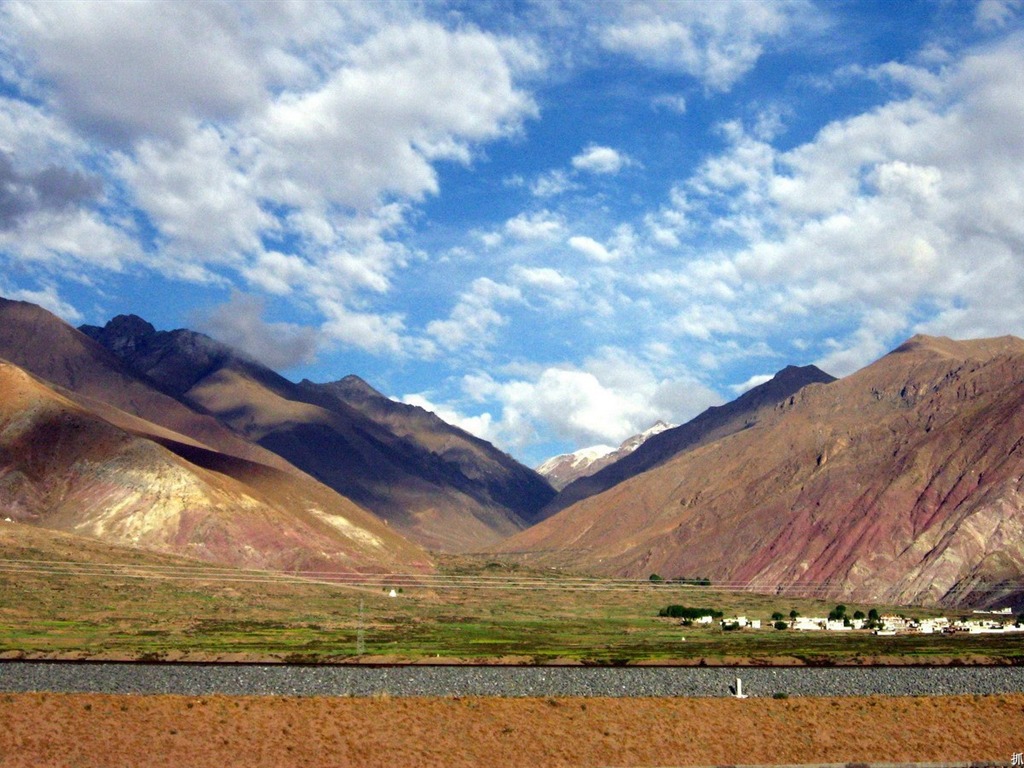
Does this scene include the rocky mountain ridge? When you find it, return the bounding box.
[536,421,674,491]
[543,364,837,516]
[497,335,1024,608]
[80,313,554,551]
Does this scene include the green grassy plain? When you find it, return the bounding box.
[1,525,1020,664]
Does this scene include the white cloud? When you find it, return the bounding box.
[652,94,688,114]
[2,282,82,322]
[510,265,579,311]
[426,277,521,353]
[504,210,565,241]
[571,144,632,175]
[599,0,817,91]
[641,34,1024,375]
[729,373,773,395]
[318,301,407,356]
[0,2,544,359]
[194,293,318,370]
[116,125,270,262]
[256,21,541,210]
[400,393,497,444]
[458,348,721,449]
[3,0,267,144]
[975,0,1021,30]
[568,235,614,262]
[530,168,577,197]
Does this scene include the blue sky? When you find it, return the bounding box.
[1,0,1023,467]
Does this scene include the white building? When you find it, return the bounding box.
[792,617,827,631]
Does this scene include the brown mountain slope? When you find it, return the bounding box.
[497,335,1024,608]
[298,376,555,524]
[0,359,431,574]
[0,298,298,475]
[543,365,836,517]
[82,316,550,552]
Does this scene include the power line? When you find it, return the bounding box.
[1,557,1021,598]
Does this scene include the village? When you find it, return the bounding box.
[707,607,1024,635]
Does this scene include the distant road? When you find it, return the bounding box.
[2,662,1024,698]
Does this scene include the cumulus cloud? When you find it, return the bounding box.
[652,94,688,114]
[0,151,101,229]
[510,265,580,311]
[599,0,817,91]
[459,348,721,449]
[530,168,577,197]
[193,293,318,370]
[642,34,1024,375]
[0,2,542,357]
[2,282,82,322]
[568,235,614,262]
[504,210,565,241]
[3,0,267,145]
[256,21,541,211]
[426,277,521,353]
[571,144,633,175]
[400,393,497,444]
[729,373,774,395]
[975,0,1021,30]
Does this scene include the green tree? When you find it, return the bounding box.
[771,611,785,622]
[828,604,848,622]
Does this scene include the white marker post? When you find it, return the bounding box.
[734,676,748,699]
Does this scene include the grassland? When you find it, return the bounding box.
[1,524,1021,664]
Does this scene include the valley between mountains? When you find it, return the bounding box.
[2,296,1023,610]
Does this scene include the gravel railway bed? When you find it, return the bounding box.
[2,662,1024,698]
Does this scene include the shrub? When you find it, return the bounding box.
[673,576,712,586]
[771,611,785,622]
[649,573,664,583]
[772,692,789,699]
[774,621,789,630]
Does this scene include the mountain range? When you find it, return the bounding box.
[2,294,1023,608]
[79,313,555,552]
[0,355,429,574]
[497,335,1024,607]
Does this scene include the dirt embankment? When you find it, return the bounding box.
[2,692,1022,767]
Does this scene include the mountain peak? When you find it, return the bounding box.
[537,421,676,491]
[889,333,1024,361]
[80,314,157,357]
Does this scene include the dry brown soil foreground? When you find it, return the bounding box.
[2,692,1023,767]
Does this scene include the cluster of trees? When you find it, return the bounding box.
[657,602,894,630]
[657,605,722,620]
[649,574,712,586]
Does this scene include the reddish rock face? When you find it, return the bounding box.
[499,335,1024,608]
[1,298,554,553]
[0,359,432,574]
